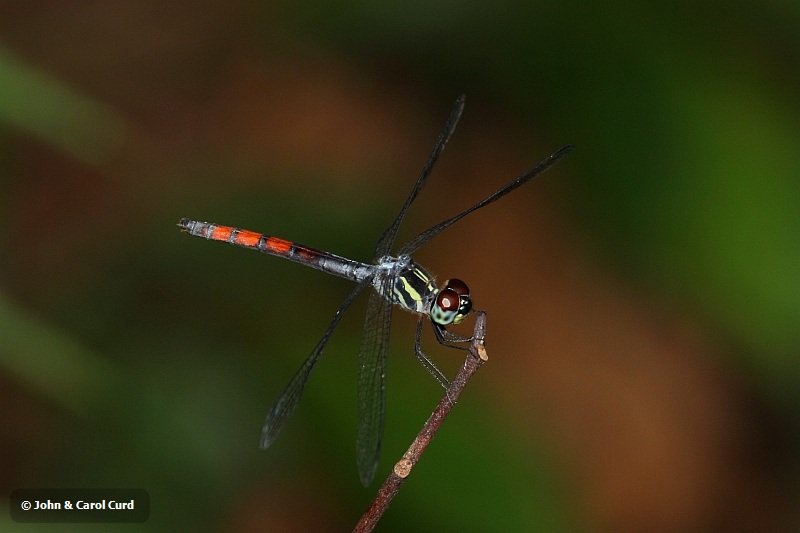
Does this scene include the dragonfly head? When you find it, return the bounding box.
[430,279,472,326]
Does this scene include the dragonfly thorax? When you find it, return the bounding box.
[381,256,436,315]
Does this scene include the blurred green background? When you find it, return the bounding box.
[1,2,798,532]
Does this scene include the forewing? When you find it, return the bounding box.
[372,96,465,260]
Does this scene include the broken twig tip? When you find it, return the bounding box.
[477,343,488,361]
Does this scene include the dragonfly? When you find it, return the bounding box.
[179,95,572,486]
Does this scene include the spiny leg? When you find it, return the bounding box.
[436,328,472,345]
[431,320,472,348]
[413,317,451,389]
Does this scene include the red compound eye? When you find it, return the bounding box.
[436,288,460,311]
[444,278,469,296]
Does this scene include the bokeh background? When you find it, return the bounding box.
[1,2,798,532]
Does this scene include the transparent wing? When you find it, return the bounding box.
[355,276,393,486]
[372,95,465,260]
[399,144,574,256]
[260,279,370,450]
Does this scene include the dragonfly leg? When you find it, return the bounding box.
[431,320,472,348]
[414,317,451,389]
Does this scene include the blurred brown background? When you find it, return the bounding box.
[1,2,798,532]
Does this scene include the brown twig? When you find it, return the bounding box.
[353,311,488,532]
